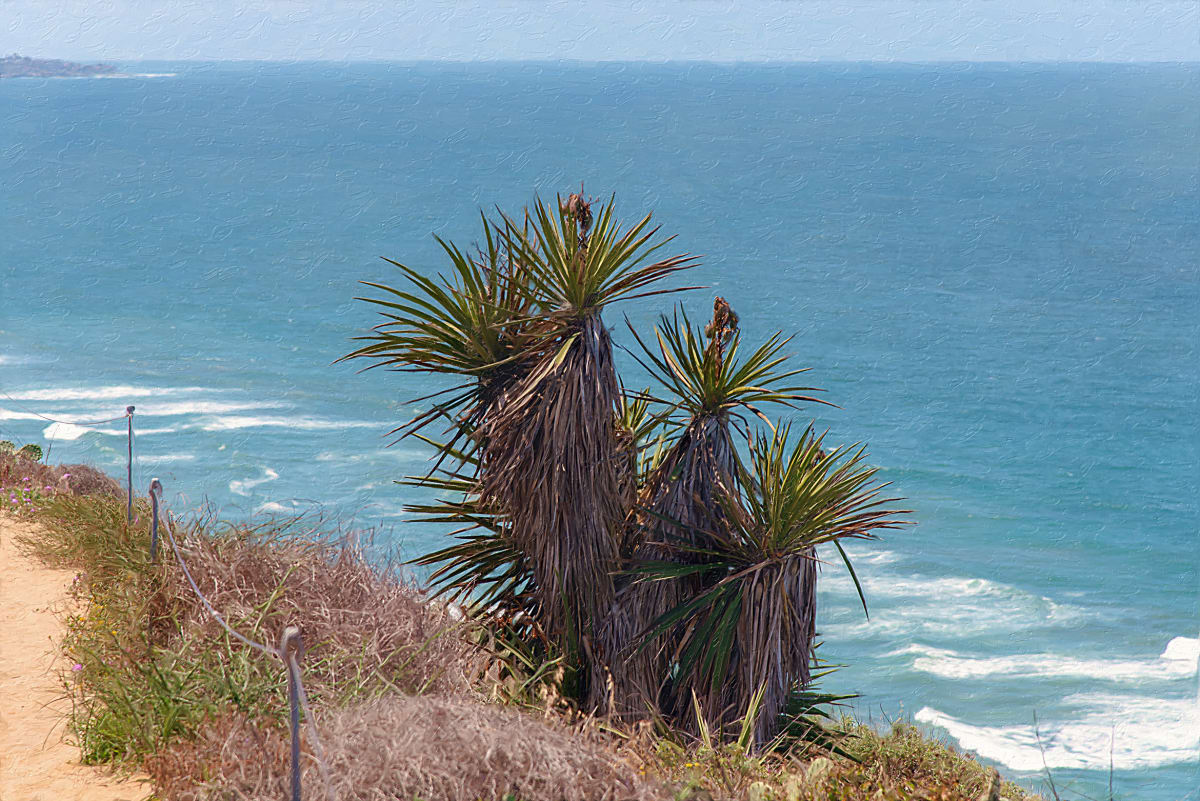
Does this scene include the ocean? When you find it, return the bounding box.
[1,61,1196,798]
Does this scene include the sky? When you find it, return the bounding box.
[2,0,1197,62]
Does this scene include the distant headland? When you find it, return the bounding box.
[1,54,121,78]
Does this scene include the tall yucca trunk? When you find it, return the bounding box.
[479,313,627,652]
[721,551,817,746]
[599,414,737,717]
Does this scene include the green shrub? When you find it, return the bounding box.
[17,442,43,461]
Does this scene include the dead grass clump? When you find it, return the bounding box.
[160,514,485,699]
[144,713,284,801]
[158,696,665,801]
[59,463,124,497]
[0,453,120,515]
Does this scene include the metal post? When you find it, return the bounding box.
[148,478,162,563]
[281,626,304,801]
[125,406,135,523]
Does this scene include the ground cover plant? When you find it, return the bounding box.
[2,446,1041,799]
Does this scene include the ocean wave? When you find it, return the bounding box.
[315,451,375,463]
[41,422,94,441]
[819,572,1082,638]
[314,448,428,464]
[128,400,289,417]
[199,415,376,432]
[834,546,900,567]
[0,407,42,421]
[138,454,197,465]
[254,500,298,515]
[894,637,1199,682]
[6,385,210,402]
[84,426,177,437]
[917,691,1200,772]
[230,468,279,496]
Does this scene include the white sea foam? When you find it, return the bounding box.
[138,454,197,465]
[199,415,376,432]
[7,385,210,402]
[917,691,1200,772]
[314,448,427,463]
[129,400,288,417]
[41,422,91,441]
[255,501,296,515]
[834,547,900,567]
[90,426,177,437]
[894,637,1200,682]
[230,468,279,496]
[315,451,374,462]
[819,572,1081,638]
[0,407,42,421]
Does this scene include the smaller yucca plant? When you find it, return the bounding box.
[637,422,909,746]
[600,300,830,717]
[627,301,827,437]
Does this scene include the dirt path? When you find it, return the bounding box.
[0,514,147,801]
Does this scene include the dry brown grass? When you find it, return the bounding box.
[150,696,665,801]
[16,460,1041,801]
[59,463,124,497]
[156,512,486,700]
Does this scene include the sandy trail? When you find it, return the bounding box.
[0,513,147,801]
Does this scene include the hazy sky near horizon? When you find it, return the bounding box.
[3,1,1197,62]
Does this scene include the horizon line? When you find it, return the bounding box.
[51,56,1200,66]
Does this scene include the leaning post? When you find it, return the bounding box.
[125,405,136,523]
[148,478,162,563]
[280,625,305,801]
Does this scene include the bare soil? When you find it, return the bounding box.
[0,514,147,801]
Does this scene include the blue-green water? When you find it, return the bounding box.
[2,62,1196,798]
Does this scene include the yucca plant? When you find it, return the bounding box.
[598,300,828,717]
[476,195,697,658]
[346,190,909,747]
[637,423,909,746]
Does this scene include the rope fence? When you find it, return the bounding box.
[2,395,331,800]
[152,478,334,801]
[0,389,132,427]
[0,396,137,522]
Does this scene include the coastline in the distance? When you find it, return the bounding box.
[0,53,174,78]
